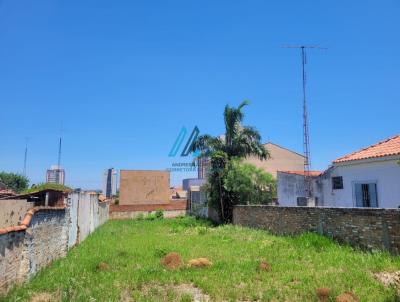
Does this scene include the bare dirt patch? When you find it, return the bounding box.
[119,289,132,302]
[187,258,213,268]
[258,260,271,272]
[336,292,360,302]
[374,271,400,292]
[96,261,110,271]
[160,252,183,269]
[141,283,210,302]
[30,292,57,302]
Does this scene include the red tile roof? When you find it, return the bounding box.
[279,170,322,177]
[334,135,400,163]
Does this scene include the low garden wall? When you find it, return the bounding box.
[109,201,187,219]
[233,205,400,254]
[0,193,109,294]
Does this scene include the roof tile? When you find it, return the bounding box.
[334,135,400,163]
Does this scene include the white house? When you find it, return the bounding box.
[278,134,400,208]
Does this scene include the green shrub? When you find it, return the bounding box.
[155,210,164,219]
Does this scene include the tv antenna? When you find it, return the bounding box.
[282,45,326,198]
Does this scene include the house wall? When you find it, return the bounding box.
[233,205,400,254]
[277,172,323,206]
[119,170,170,205]
[245,143,304,177]
[321,158,400,208]
[0,200,34,228]
[0,192,109,294]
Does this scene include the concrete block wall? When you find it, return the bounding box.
[233,205,400,254]
[0,193,109,294]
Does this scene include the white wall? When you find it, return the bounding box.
[321,158,400,208]
[277,172,322,206]
[67,192,109,248]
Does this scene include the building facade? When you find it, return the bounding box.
[46,165,65,185]
[102,168,117,198]
[277,135,400,208]
[197,142,305,179]
[245,142,305,177]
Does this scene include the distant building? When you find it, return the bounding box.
[46,165,65,185]
[197,142,305,179]
[102,168,117,198]
[182,178,206,191]
[245,142,304,178]
[119,170,170,205]
[197,157,211,179]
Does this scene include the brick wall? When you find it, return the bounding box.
[109,201,187,220]
[233,205,400,254]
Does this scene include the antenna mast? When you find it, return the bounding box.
[23,138,28,177]
[58,122,63,168]
[283,45,326,198]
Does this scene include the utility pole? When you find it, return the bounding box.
[283,45,326,199]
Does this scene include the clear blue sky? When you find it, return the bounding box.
[1,0,399,189]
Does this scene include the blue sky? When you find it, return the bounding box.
[0,0,399,189]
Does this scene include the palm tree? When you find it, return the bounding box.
[191,100,268,160]
[190,100,269,222]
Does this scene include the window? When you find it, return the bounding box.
[354,183,378,208]
[297,197,307,206]
[332,176,343,189]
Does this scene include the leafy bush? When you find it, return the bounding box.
[0,171,29,193]
[224,159,276,205]
[144,210,164,221]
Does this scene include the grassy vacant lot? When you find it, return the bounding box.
[3,217,400,301]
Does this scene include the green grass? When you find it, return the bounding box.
[2,217,400,301]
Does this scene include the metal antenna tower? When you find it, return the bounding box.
[57,122,63,168]
[23,138,29,177]
[283,45,326,198]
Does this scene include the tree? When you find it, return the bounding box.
[190,101,269,222]
[0,172,29,193]
[224,159,276,205]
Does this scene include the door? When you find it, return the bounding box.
[354,183,378,208]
